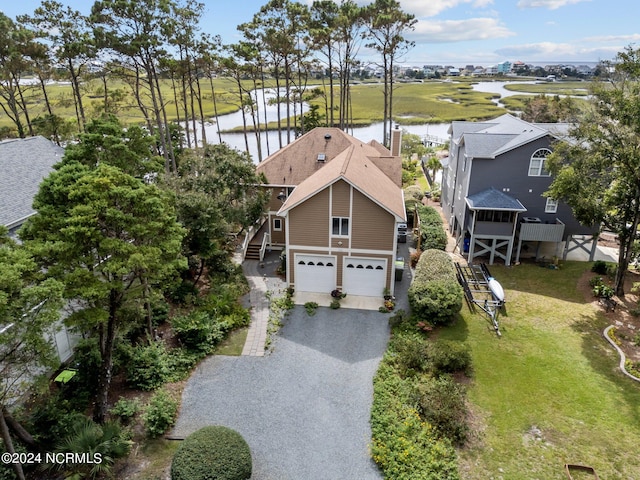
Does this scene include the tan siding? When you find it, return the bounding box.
[271,216,285,244]
[336,253,344,287]
[351,190,395,250]
[289,188,329,247]
[331,238,349,249]
[331,180,351,217]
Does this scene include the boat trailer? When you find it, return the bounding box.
[455,263,504,336]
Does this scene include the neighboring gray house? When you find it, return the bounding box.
[0,136,79,362]
[441,114,598,265]
[0,136,64,236]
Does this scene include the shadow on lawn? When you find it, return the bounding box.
[571,313,640,424]
[488,261,592,306]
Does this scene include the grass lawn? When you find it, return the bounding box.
[214,326,248,356]
[438,261,640,479]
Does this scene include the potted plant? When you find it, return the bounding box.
[331,289,346,299]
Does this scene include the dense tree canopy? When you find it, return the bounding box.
[547,45,640,296]
[21,163,186,422]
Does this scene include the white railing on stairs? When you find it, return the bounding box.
[241,216,266,260]
[259,233,271,262]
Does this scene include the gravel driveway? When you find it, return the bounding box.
[172,307,390,479]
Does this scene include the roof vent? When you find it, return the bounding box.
[317,153,326,162]
[324,133,331,140]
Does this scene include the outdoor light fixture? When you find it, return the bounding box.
[277,190,286,202]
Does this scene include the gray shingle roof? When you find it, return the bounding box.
[466,187,527,211]
[452,114,571,159]
[0,136,64,229]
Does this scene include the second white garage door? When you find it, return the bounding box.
[294,254,337,293]
[342,257,386,297]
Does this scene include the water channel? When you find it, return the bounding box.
[201,81,541,161]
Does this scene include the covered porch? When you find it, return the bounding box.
[465,188,527,266]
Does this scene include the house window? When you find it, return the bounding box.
[528,148,552,176]
[273,218,282,231]
[545,198,558,213]
[332,217,349,236]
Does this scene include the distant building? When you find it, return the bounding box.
[497,61,511,74]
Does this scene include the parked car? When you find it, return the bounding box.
[397,223,407,243]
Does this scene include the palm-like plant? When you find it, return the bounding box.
[47,414,132,479]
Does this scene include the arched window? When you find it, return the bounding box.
[528,148,552,176]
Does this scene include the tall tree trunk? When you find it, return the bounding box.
[274,64,283,149]
[259,63,270,156]
[195,74,207,145]
[0,409,25,480]
[208,75,222,144]
[67,58,85,131]
[94,291,119,424]
[170,75,184,150]
[38,76,60,145]
[15,82,34,137]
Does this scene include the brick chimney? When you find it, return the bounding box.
[390,124,402,157]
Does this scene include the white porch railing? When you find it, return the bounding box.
[259,233,271,262]
[241,216,266,260]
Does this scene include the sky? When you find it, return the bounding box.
[2,0,639,66]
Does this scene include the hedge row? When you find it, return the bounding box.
[408,249,463,325]
[416,205,447,251]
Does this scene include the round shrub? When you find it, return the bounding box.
[171,426,252,480]
[408,279,463,325]
[143,389,178,438]
[416,375,469,445]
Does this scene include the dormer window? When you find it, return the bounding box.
[317,153,326,162]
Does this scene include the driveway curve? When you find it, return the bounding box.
[172,307,389,480]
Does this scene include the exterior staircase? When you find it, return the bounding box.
[245,243,262,260]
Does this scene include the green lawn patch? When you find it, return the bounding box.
[214,327,248,356]
[438,262,640,479]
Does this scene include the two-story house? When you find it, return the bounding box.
[254,127,406,298]
[441,114,598,265]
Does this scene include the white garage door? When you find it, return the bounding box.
[294,254,336,293]
[342,257,387,297]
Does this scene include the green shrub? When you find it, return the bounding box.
[409,250,463,325]
[168,280,200,305]
[110,397,141,425]
[416,205,443,226]
[592,284,614,299]
[166,348,201,382]
[416,375,469,445]
[390,332,429,376]
[304,301,319,315]
[429,340,472,376]
[171,426,252,480]
[419,224,448,251]
[143,389,179,438]
[370,362,460,480]
[330,300,341,309]
[589,276,604,288]
[171,310,225,354]
[51,415,132,479]
[591,260,608,275]
[404,185,424,202]
[123,342,171,391]
[409,279,463,325]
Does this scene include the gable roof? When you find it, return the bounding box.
[255,127,402,187]
[277,144,406,221]
[466,187,527,212]
[451,114,571,159]
[0,136,64,230]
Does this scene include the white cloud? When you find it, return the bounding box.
[516,0,591,10]
[495,41,620,61]
[411,17,514,43]
[583,34,640,43]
